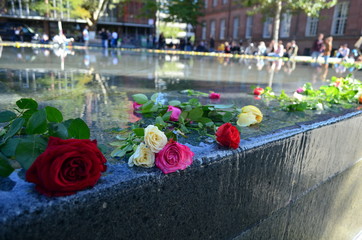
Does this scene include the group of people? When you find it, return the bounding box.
[82,26,121,48]
[195,38,299,59]
[311,33,353,64]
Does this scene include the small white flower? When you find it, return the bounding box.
[316,103,324,111]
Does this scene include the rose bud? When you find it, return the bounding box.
[133,102,143,111]
[215,123,240,149]
[253,87,264,96]
[209,92,221,99]
[155,140,194,174]
[167,105,182,121]
[296,88,304,93]
[26,137,107,197]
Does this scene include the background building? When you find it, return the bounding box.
[0,0,155,46]
[196,0,362,55]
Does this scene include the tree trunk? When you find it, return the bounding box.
[272,0,282,43]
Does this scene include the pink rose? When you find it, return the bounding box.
[209,92,221,99]
[155,140,194,174]
[133,102,143,110]
[296,88,304,93]
[167,105,182,121]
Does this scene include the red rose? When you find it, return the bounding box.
[253,87,264,96]
[26,137,107,197]
[155,140,194,174]
[215,123,240,149]
[209,92,221,99]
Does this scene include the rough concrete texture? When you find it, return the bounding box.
[1,111,362,240]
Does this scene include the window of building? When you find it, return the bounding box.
[331,1,349,36]
[305,16,319,37]
[223,0,228,4]
[201,22,207,40]
[204,0,208,8]
[280,13,291,38]
[232,17,239,39]
[210,20,216,38]
[213,0,218,7]
[245,15,253,39]
[263,17,273,38]
[219,19,226,40]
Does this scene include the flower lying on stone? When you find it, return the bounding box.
[167,105,182,121]
[155,140,194,174]
[253,87,264,96]
[237,105,263,127]
[144,125,168,153]
[215,123,240,149]
[26,137,107,197]
[209,92,221,99]
[128,143,155,168]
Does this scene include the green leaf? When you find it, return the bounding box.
[22,109,37,120]
[48,122,68,139]
[151,93,159,101]
[3,118,25,141]
[67,118,90,139]
[155,116,166,126]
[213,104,234,109]
[1,138,20,157]
[141,100,155,113]
[111,148,127,158]
[16,98,38,110]
[26,109,47,134]
[222,112,233,123]
[162,111,172,121]
[0,152,14,177]
[188,107,204,121]
[168,100,181,106]
[15,136,47,170]
[189,98,200,106]
[45,106,63,123]
[0,111,17,123]
[199,117,212,124]
[132,94,148,104]
[133,128,145,137]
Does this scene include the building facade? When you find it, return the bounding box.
[0,0,154,45]
[196,0,362,55]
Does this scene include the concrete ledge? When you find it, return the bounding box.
[1,110,362,239]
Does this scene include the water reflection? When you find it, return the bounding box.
[1,46,361,135]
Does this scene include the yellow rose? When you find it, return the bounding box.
[144,125,168,153]
[237,105,263,127]
[128,143,155,168]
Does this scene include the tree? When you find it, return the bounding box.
[31,0,126,29]
[163,0,204,32]
[239,0,337,42]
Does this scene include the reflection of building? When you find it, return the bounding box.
[0,0,155,45]
[196,0,362,55]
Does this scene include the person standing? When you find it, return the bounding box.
[209,36,215,52]
[311,33,324,61]
[99,28,108,48]
[323,36,333,64]
[111,31,118,48]
[158,33,165,49]
[82,25,89,47]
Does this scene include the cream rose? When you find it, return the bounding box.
[128,143,155,168]
[144,125,167,153]
[237,105,263,127]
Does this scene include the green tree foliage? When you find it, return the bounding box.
[239,0,337,42]
[31,0,126,28]
[163,0,204,29]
